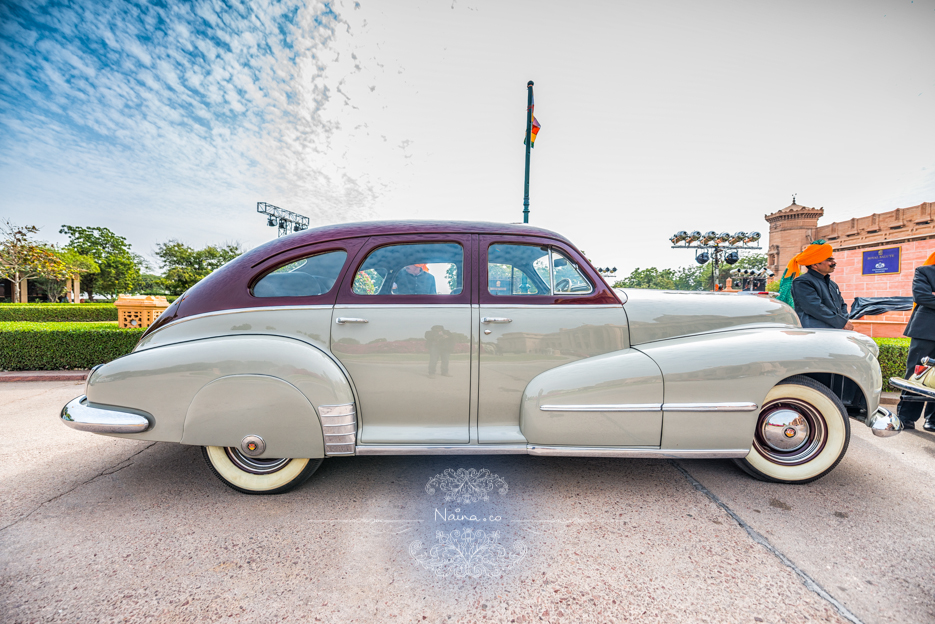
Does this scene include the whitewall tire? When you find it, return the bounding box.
[202,446,322,495]
[734,376,850,484]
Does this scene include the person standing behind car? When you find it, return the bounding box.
[777,239,854,330]
[898,251,935,430]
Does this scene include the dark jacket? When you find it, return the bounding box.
[393,268,436,295]
[792,269,849,329]
[904,265,935,340]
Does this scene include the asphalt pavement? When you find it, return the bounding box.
[1,381,932,623]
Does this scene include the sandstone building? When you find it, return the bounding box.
[765,200,935,336]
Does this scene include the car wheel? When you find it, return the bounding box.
[734,375,850,484]
[202,446,323,495]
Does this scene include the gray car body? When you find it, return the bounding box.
[81,288,882,459]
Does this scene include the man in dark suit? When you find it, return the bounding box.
[790,251,855,330]
[393,264,436,295]
[898,252,935,430]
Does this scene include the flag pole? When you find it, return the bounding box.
[523,80,534,224]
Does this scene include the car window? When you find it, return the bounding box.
[252,250,348,298]
[487,244,592,296]
[487,244,551,296]
[552,250,593,294]
[352,243,463,296]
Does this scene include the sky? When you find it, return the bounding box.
[1,0,933,276]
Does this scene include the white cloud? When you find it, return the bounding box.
[0,0,401,263]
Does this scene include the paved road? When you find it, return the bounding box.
[1,381,933,623]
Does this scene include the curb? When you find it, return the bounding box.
[0,371,89,382]
[880,391,900,406]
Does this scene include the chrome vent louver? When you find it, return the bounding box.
[318,403,356,456]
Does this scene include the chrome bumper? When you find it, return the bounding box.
[61,395,151,434]
[865,405,902,437]
[889,377,935,400]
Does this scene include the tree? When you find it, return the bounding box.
[35,247,99,302]
[702,252,767,290]
[155,240,243,295]
[59,225,141,300]
[0,221,69,302]
[134,273,167,295]
[613,265,704,291]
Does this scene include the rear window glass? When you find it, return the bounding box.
[252,250,347,298]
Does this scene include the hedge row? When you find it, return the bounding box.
[0,320,916,384]
[0,303,118,322]
[874,337,910,392]
[0,322,143,371]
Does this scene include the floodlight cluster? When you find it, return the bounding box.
[257,202,310,237]
[669,231,761,246]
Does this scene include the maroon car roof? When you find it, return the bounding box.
[142,220,591,332]
[239,220,573,267]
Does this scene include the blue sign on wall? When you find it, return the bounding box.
[861,247,901,276]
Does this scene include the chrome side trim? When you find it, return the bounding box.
[318,404,355,417]
[527,446,750,458]
[335,317,368,324]
[353,444,748,458]
[663,402,759,412]
[540,403,661,412]
[318,403,357,456]
[866,405,903,437]
[355,444,528,455]
[333,304,472,309]
[477,304,623,310]
[60,395,151,434]
[538,402,758,413]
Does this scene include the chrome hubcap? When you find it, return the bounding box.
[760,408,809,452]
[225,447,290,475]
[753,398,827,466]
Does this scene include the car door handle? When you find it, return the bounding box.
[481,317,512,324]
[335,317,369,324]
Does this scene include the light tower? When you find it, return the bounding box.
[256,202,310,237]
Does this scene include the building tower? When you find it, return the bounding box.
[764,198,824,277]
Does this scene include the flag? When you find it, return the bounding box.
[524,95,541,147]
[529,116,541,147]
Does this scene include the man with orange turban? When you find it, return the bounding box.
[898,251,935,430]
[777,239,854,330]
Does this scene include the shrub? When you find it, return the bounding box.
[0,322,142,370]
[874,337,910,392]
[0,303,117,322]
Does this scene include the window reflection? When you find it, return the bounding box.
[252,250,347,297]
[353,243,463,296]
[487,245,592,295]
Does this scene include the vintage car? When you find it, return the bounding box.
[61,221,902,494]
[890,357,935,403]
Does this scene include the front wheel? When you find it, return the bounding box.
[202,446,322,495]
[733,376,850,484]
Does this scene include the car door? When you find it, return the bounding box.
[331,235,473,444]
[477,235,663,446]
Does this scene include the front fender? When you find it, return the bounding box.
[635,327,881,450]
[85,335,354,457]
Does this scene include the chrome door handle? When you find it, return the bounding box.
[335,317,369,324]
[481,317,512,324]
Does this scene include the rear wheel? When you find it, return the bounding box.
[734,376,849,484]
[202,446,322,495]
